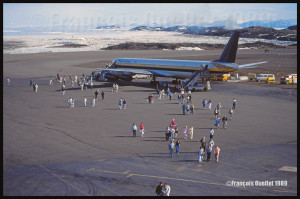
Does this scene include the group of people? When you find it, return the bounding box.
[118,98,127,109]
[112,82,119,92]
[165,97,238,163]
[178,89,192,105]
[199,140,220,163]
[213,99,236,129]
[155,182,171,196]
[198,127,221,162]
[94,89,105,100]
[131,123,145,137]
[165,119,195,158]
[181,103,195,115]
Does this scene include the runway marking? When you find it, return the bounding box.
[278,166,297,173]
[39,164,91,196]
[123,170,131,174]
[87,168,297,194]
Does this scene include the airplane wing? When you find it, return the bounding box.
[238,61,267,69]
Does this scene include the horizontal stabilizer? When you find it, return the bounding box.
[239,61,267,69]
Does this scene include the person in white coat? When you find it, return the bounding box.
[162,183,171,196]
[83,97,87,107]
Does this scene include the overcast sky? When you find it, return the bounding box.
[3,3,297,28]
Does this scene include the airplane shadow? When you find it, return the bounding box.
[55,106,70,109]
[103,108,119,110]
[194,127,212,130]
[141,140,166,142]
[171,159,197,163]
[146,136,165,139]
[114,135,136,138]
[138,155,167,159]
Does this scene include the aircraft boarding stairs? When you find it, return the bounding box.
[183,65,210,89]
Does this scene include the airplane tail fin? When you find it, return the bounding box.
[214,31,240,63]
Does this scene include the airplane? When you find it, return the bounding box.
[96,31,267,86]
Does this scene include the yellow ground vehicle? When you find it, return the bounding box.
[216,74,231,81]
[280,74,297,85]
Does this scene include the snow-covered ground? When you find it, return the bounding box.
[3,29,297,54]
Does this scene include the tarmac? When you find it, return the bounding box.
[3,49,297,196]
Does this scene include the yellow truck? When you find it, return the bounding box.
[280,74,297,85]
[216,74,231,81]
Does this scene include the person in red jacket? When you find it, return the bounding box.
[140,123,145,137]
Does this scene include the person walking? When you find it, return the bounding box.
[68,97,72,108]
[209,128,215,139]
[62,84,66,96]
[101,91,104,100]
[208,138,214,148]
[199,146,204,163]
[162,183,171,196]
[186,104,190,115]
[6,77,11,85]
[155,182,163,196]
[71,98,75,108]
[91,97,96,107]
[183,126,188,140]
[118,98,123,109]
[168,141,175,158]
[217,102,222,114]
[202,99,207,109]
[214,145,221,162]
[123,98,126,109]
[190,104,195,115]
[174,126,179,139]
[170,127,175,141]
[140,123,145,138]
[35,83,38,92]
[112,83,115,92]
[200,137,207,158]
[63,76,66,85]
[214,108,219,118]
[215,117,221,129]
[30,79,33,87]
[208,99,212,110]
[206,145,212,161]
[228,108,234,120]
[170,118,176,126]
[168,91,172,100]
[83,97,87,107]
[33,83,36,92]
[175,139,181,154]
[178,94,181,104]
[95,89,99,100]
[222,115,228,129]
[165,126,170,141]
[232,98,237,109]
[189,126,194,140]
[182,103,186,115]
[131,123,137,137]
